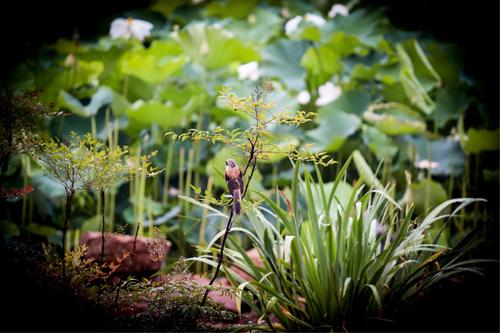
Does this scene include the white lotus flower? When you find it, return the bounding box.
[316,82,342,106]
[285,16,303,35]
[328,4,349,18]
[238,62,259,81]
[304,13,326,26]
[297,90,311,104]
[110,17,153,41]
[415,159,440,170]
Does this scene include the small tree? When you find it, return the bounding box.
[87,140,161,264]
[31,133,95,277]
[85,139,130,263]
[166,82,335,305]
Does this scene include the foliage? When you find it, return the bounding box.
[0,91,47,175]
[24,242,234,331]
[194,158,486,330]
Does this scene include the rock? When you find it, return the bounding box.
[80,231,171,274]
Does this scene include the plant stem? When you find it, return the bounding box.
[100,189,106,264]
[201,210,234,306]
[62,190,74,280]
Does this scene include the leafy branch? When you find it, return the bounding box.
[166,82,335,306]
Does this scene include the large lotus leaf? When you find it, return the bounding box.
[307,110,361,152]
[400,66,435,115]
[301,43,342,84]
[320,9,383,47]
[431,85,468,128]
[325,89,370,116]
[225,7,282,45]
[411,179,448,215]
[125,75,156,102]
[120,40,186,83]
[205,0,258,19]
[177,23,259,69]
[363,103,426,135]
[205,146,262,191]
[406,136,465,176]
[361,125,398,160]
[159,84,206,106]
[259,132,300,163]
[125,100,189,134]
[399,39,442,92]
[57,87,114,117]
[40,60,104,103]
[463,128,499,154]
[426,42,462,84]
[398,47,436,114]
[260,39,309,91]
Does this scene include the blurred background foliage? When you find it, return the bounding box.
[0,0,498,262]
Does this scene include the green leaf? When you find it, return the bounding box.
[120,40,186,83]
[226,7,282,45]
[399,39,442,92]
[463,128,500,154]
[301,44,342,84]
[57,87,114,118]
[361,125,398,160]
[321,9,383,47]
[177,23,259,69]
[260,133,300,163]
[325,89,371,116]
[411,179,448,215]
[431,85,468,129]
[205,0,258,19]
[407,136,466,176]
[363,103,426,135]
[307,110,361,152]
[260,39,309,91]
[125,100,189,134]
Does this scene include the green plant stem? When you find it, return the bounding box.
[162,141,174,205]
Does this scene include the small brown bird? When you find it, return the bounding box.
[225,159,243,214]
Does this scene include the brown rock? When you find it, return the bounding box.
[80,231,171,274]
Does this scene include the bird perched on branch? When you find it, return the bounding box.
[225,159,243,215]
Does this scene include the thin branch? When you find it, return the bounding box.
[201,210,234,305]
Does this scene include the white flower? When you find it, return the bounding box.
[328,4,349,18]
[304,13,326,26]
[297,91,311,104]
[286,13,326,36]
[285,16,303,35]
[415,159,440,170]
[316,82,342,106]
[238,62,259,81]
[110,17,153,41]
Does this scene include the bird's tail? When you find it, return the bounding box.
[232,189,241,215]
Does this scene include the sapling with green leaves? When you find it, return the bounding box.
[31,133,96,278]
[166,82,335,305]
[85,139,130,263]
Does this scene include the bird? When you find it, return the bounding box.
[225,159,243,215]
